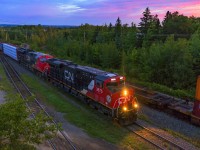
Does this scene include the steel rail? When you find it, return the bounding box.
[135,122,186,150]
[127,122,186,150]
[126,126,165,150]
[5,57,76,149]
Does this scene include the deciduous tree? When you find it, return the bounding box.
[0,96,58,149]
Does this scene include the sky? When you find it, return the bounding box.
[0,0,200,26]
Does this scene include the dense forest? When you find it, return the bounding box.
[1,7,200,95]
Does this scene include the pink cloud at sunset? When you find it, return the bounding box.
[0,0,199,25]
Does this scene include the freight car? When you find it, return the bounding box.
[132,75,200,126]
[1,43,138,125]
[0,43,3,54]
[191,76,200,125]
[2,43,18,61]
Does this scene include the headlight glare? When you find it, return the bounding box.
[134,103,138,108]
[123,90,128,96]
[123,106,127,111]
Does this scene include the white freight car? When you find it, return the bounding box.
[2,43,18,61]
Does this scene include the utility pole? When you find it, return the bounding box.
[6,32,8,41]
[84,31,86,44]
[26,30,27,41]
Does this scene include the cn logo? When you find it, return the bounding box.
[64,70,74,83]
[96,88,103,94]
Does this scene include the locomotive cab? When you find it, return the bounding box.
[93,74,138,125]
[26,52,53,74]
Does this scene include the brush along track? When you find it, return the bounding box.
[0,55,77,150]
[127,122,186,150]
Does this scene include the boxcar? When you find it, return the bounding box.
[2,43,18,61]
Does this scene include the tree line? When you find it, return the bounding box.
[0,7,200,91]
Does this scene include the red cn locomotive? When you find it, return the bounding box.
[86,73,138,124]
[47,59,138,125]
[17,48,53,75]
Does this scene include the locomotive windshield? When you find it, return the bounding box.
[106,80,125,93]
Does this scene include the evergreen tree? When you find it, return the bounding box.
[162,11,172,26]
[189,27,200,76]
[162,11,194,36]
[91,25,100,44]
[139,7,153,34]
[115,17,122,49]
[152,14,161,34]
[122,23,137,52]
[108,23,113,31]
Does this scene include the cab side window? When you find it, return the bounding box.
[96,80,103,88]
[40,57,46,62]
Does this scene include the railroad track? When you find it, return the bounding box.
[127,122,186,150]
[0,55,77,150]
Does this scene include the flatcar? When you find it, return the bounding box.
[1,43,138,125]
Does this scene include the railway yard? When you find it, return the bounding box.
[0,53,200,149]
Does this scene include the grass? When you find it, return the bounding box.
[21,74,152,149]
[0,63,16,99]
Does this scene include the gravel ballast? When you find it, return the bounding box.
[139,104,200,148]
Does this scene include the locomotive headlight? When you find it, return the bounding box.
[134,103,138,108]
[123,90,128,96]
[123,106,127,111]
